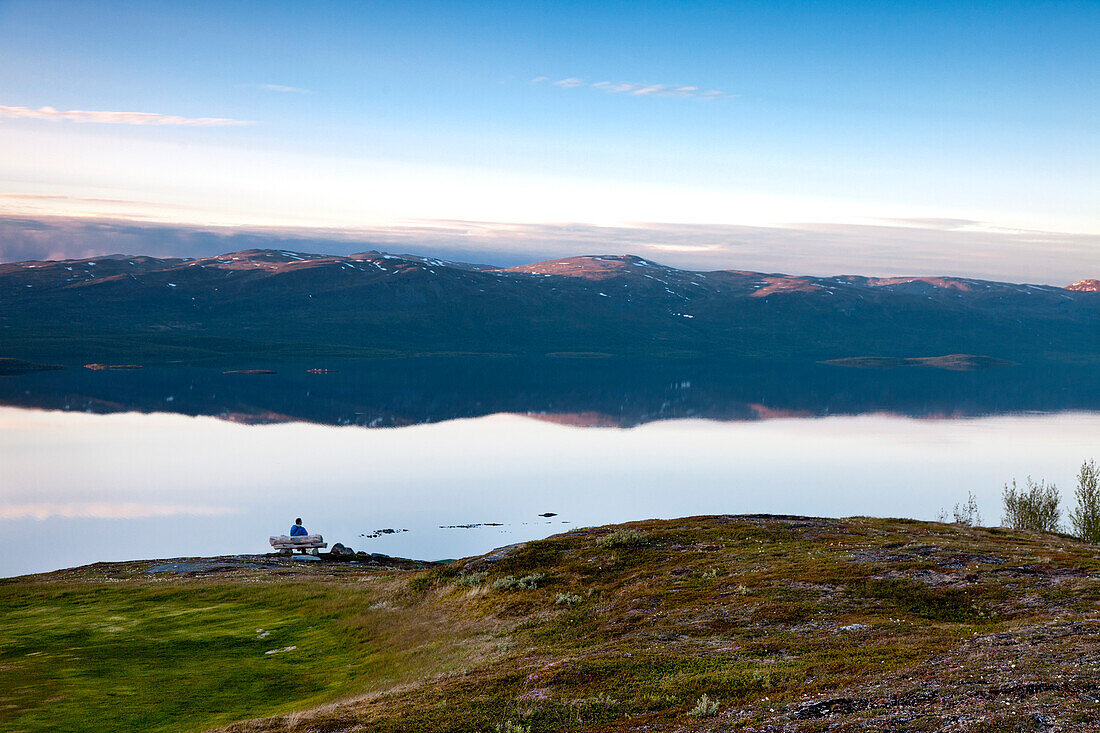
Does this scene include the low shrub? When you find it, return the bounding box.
[494,722,529,733]
[952,491,982,527]
[861,578,989,621]
[492,573,545,590]
[407,565,456,590]
[453,571,488,587]
[750,600,816,625]
[687,693,719,717]
[1002,477,1061,533]
[555,593,583,606]
[407,574,436,591]
[572,692,618,708]
[595,529,647,549]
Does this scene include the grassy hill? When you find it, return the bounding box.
[3,516,1099,732]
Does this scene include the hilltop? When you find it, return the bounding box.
[3,515,1098,732]
[0,250,1097,365]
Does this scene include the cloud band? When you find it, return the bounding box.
[535,77,734,100]
[0,104,255,126]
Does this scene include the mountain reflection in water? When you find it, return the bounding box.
[0,358,1098,427]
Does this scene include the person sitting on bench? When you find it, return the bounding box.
[290,517,308,537]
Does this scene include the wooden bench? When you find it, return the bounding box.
[269,534,327,555]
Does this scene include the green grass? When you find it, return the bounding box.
[2,585,335,731]
[0,568,499,733]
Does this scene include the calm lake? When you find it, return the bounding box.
[3,362,1099,578]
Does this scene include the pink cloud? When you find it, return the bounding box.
[0,104,255,126]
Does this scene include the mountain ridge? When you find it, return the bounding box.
[1,248,1097,365]
[4,248,1091,291]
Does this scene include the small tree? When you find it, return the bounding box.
[1001,477,1061,533]
[953,491,982,527]
[1069,459,1100,543]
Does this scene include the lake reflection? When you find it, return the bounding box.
[2,358,1099,427]
[3,406,1098,578]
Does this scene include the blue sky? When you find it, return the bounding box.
[0,0,1097,280]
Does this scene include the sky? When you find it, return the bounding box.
[0,0,1097,282]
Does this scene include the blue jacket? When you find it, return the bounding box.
[290,524,308,536]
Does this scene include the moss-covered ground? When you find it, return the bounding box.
[3,516,1099,732]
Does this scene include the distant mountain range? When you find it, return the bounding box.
[0,249,1096,365]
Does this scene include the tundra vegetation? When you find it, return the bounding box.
[3,515,1099,732]
[953,491,983,527]
[1070,459,1100,543]
[937,491,982,527]
[687,693,720,717]
[1000,459,1100,542]
[1002,477,1061,533]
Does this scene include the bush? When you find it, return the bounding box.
[573,693,617,708]
[595,529,647,548]
[494,722,529,733]
[952,491,982,527]
[492,573,545,591]
[1002,477,1061,533]
[687,693,719,717]
[453,571,487,587]
[1070,459,1100,543]
[555,593,582,606]
[407,574,436,591]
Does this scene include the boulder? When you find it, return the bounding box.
[330,542,355,557]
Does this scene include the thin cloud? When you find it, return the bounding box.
[590,81,635,93]
[0,502,235,520]
[535,76,735,100]
[0,104,255,126]
[646,243,723,253]
[237,83,312,94]
[875,217,982,231]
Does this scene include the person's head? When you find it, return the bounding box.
[295,518,303,525]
